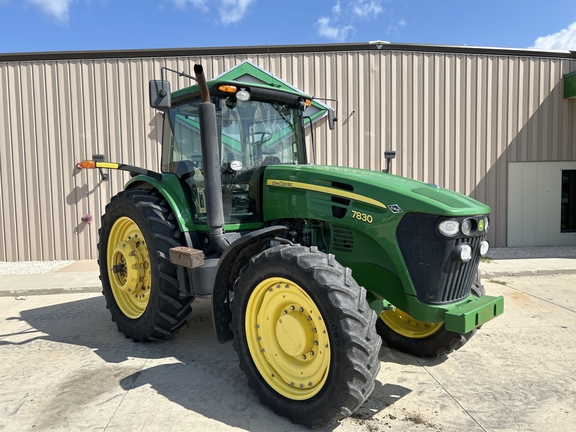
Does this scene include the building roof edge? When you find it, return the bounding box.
[1,42,575,63]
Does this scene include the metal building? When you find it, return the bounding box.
[1,43,575,262]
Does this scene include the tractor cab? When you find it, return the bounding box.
[158,85,308,226]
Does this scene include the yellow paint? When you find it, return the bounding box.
[266,179,387,210]
[245,277,330,400]
[379,308,443,338]
[107,217,151,319]
[96,162,120,169]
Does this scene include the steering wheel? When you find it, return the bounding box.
[249,132,272,146]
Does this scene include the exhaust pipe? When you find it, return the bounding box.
[194,64,229,253]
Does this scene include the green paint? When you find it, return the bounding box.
[127,62,502,336]
[564,70,576,99]
[126,173,197,232]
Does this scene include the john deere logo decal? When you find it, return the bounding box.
[388,204,403,214]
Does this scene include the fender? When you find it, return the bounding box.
[125,174,197,234]
[212,225,288,343]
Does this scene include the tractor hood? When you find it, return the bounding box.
[262,164,490,221]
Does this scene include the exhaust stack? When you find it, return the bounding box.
[194,64,229,253]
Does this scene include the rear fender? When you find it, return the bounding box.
[125,174,196,234]
[212,226,288,343]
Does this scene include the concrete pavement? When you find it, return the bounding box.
[1,250,575,431]
[1,275,575,431]
[0,260,102,297]
[1,250,575,297]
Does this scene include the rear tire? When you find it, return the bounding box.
[231,245,381,428]
[98,189,194,342]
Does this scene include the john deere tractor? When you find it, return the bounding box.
[81,64,503,427]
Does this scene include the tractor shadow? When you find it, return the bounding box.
[3,295,412,430]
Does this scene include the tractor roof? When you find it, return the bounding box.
[171,78,312,107]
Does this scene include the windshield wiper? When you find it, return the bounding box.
[272,101,294,131]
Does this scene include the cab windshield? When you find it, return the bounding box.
[161,95,306,225]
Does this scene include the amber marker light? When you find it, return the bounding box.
[80,161,96,169]
[305,99,312,107]
[218,85,237,93]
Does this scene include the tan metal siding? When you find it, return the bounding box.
[1,50,575,261]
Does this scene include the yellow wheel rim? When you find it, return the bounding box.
[379,308,443,339]
[107,217,151,319]
[245,277,331,400]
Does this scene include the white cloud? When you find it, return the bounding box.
[27,0,73,22]
[351,0,383,20]
[219,0,254,25]
[170,0,253,23]
[531,21,576,50]
[190,0,209,12]
[316,16,354,42]
[171,0,208,12]
[316,1,385,41]
[332,1,341,15]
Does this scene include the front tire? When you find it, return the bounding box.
[376,308,475,357]
[377,273,485,357]
[98,189,194,342]
[231,245,381,428]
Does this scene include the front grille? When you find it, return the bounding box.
[441,236,482,302]
[397,213,485,304]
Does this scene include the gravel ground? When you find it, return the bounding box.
[488,246,576,259]
[0,260,75,275]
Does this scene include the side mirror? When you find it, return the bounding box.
[327,108,337,130]
[149,80,171,109]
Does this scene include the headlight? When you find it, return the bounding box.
[484,216,490,233]
[461,218,475,236]
[480,240,490,257]
[236,88,251,101]
[452,244,472,262]
[438,219,460,237]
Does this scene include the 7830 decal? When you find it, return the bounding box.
[351,210,373,224]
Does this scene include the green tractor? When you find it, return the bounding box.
[81,64,503,427]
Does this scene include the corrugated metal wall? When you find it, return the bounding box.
[1,48,575,261]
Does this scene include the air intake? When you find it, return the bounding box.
[331,225,354,253]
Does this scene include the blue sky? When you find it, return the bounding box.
[1,0,575,54]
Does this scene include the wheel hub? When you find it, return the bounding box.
[276,310,315,357]
[107,217,151,319]
[111,234,149,296]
